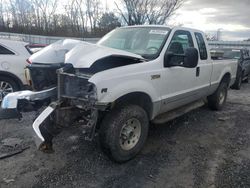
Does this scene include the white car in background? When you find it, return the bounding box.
[0,39,33,101]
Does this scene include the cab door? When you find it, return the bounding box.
[193,32,213,98]
[160,30,201,113]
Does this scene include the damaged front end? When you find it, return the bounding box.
[1,63,99,152]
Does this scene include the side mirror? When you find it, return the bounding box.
[183,47,199,68]
[164,47,199,68]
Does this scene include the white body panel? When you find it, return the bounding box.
[0,39,31,84]
[65,43,143,68]
[30,39,142,68]
[29,39,82,64]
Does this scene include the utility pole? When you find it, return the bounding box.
[217,28,222,41]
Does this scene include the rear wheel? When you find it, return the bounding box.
[99,105,149,163]
[231,72,242,90]
[0,76,20,102]
[243,74,249,83]
[208,80,228,111]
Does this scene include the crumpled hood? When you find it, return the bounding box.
[29,39,82,64]
[65,43,143,68]
[29,39,143,68]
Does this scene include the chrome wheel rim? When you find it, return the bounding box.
[119,118,141,151]
[0,81,14,102]
[219,89,226,105]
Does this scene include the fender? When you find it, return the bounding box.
[211,60,237,88]
[0,70,24,88]
[95,79,160,104]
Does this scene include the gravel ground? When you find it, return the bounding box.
[1,83,250,188]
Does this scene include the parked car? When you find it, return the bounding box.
[0,39,47,102]
[211,48,250,90]
[0,39,32,102]
[1,26,238,162]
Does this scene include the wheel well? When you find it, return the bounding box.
[221,73,231,86]
[113,92,153,119]
[0,71,23,89]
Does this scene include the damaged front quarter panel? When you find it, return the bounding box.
[34,66,99,152]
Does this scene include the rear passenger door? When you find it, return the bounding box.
[193,32,212,97]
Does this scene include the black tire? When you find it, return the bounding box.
[231,72,242,90]
[243,74,249,83]
[99,105,149,163]
[208,80,228,111]
[0,76,20,102]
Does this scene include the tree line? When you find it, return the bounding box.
[0,0,183,37]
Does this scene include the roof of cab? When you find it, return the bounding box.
[119,25,204,34]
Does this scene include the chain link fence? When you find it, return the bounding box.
[0,32,100,45]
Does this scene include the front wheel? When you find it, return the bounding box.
[99,105,149,163]
[0,76,20,102]
[208,80,228,111]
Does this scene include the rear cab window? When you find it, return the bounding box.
[0,45,15,55]
[194,32,208,60]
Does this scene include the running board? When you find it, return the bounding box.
[152,100,205,124]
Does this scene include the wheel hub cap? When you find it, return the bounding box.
[119,118,141,151]
[0,81,13,102]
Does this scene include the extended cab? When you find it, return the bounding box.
[0,26,237,162]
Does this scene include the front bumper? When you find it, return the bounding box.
[0,87,57,120]
[1,87,57,110]
[0,66,98,152]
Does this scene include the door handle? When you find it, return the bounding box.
[196,67,200,77]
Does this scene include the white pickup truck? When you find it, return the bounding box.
[0,26,237,162]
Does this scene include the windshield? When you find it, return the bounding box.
[222,50,241,59]
[97,27,170,59]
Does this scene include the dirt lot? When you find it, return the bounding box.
[1,83,250,188]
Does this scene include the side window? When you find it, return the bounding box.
[195,32,208,60]
[167,30,194,55]
[167,30,194,65]
[0,45,15,55]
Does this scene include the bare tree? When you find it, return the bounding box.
[0,0,175,37]
[85,0,102,32]
[0,0,5,29]
[99,12,121,32]
[115,0,184,25]
[32,0,58,33]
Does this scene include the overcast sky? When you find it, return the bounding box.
[169,0,250,41]
[107,0,250,41]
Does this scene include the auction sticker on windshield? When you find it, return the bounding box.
[149,30,168,35]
